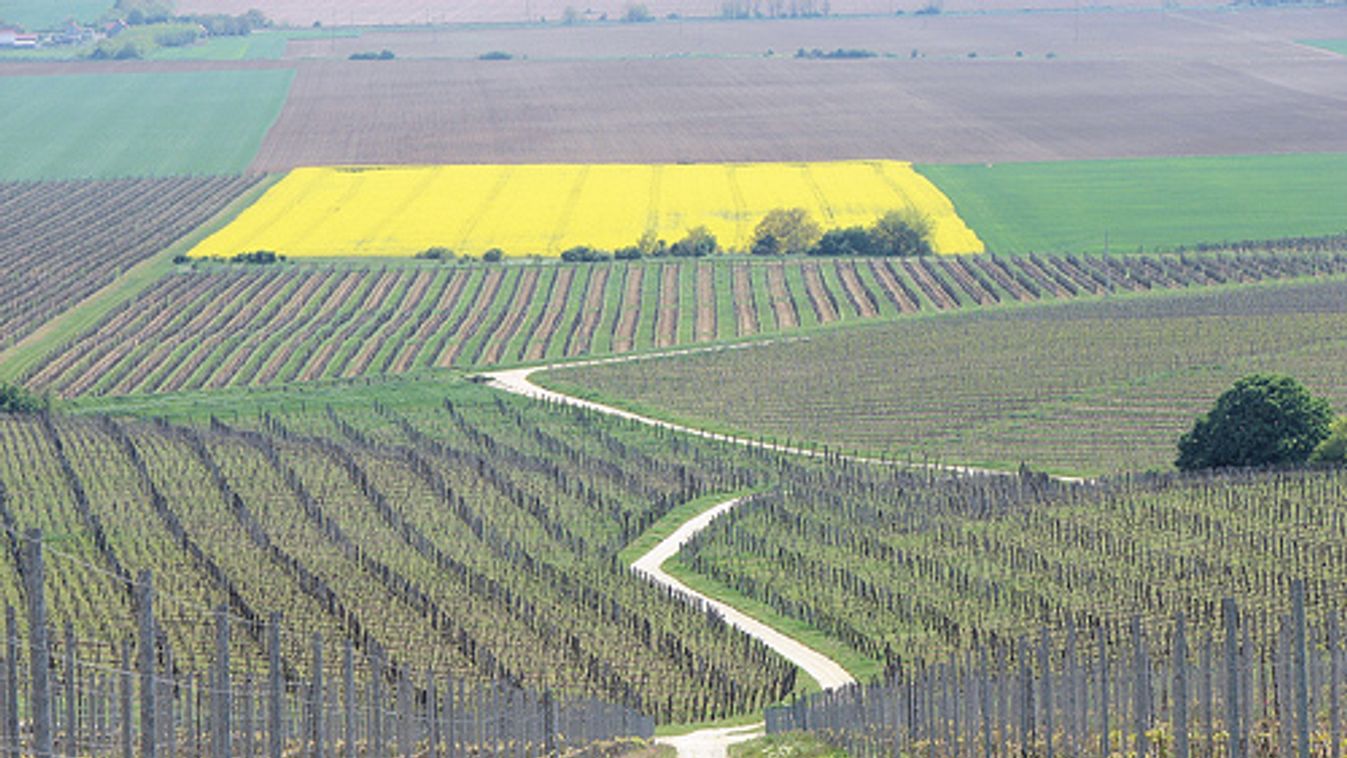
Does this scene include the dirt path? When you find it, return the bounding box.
[655,263,680,348]
[764,264,798,330]
[695,263,716,342]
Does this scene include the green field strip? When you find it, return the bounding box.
[634,262,663,352]
[503,267,557,364]
[455,268,523,367]
[780,263,819,329]
[276,271,382,384]
[419,268,487,368]
[676,262,698,345]
[235,270,344,386]
[919,153,1347,255]
[748,264,777,333]
[850,261,900,320]
[324,272,415,379]
[0,69,295,181]
[1300,39,1347,56]
[545,266,592,362]
[713,263,738,341]
[179,273,306,391]
[0,174,280,385]
[366,268,452,375]
[591,263,628,356]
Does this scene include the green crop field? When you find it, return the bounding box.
[919,153,1347,254]
[541,277,1347,476]
[0,0,111,30]
[1302,39,1347,55]
[0,69,293,180]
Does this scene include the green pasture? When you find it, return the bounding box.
[1301,39,1347,56]
[920,153,1347,254]
[0,68,293,180]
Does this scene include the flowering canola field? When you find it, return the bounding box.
[188,161,984,258]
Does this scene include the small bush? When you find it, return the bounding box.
[795,47,877,60]
[621,3,653,22]
[0,384,48,414]
[479,50,513,60]
[415,246,454,260]
[1312,417,1347,464]
[560,246,610,262]
[482,248,504,263]
[614,246,642,260]
[349,49,395,60]
[669,226,718,257]
[810,226,876,257]
[231,250,282,264]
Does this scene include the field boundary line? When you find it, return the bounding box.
[0,174,282,383]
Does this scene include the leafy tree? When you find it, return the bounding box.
[622,3,653,22]
[752,208,822,256]
[0,384,47,414]
[810,226,875,257]
[1311,417,1347,464]
[1176,374,1334,470]
[670,226,718,257]
[869,209,932,257]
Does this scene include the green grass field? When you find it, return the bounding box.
[919,153,1347,254]
[1302,39,1347,56]
[0,69,293,180]
[0,0,111,29]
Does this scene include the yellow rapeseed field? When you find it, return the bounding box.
[188,161,984,258]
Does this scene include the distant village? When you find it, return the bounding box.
[0,18,130,49]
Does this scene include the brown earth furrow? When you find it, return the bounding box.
[390,269,469,373]
[867,260,918,314]
[345,268,435,378]
[25,272,204,389]
[254,270,364,385]
[654,263,680,348]
[76,272,263,397]
[611,265,646,353]
[204,270,334,389]
[800,264,839,323]
[523,266,576,362]
[565,266,610,357]
[1041,256,1106,295]
[940,258,997,306]
[901,260,956,309]
[834,261,879,318]
[694,262,716,341]
[1065,255,1124,291]
[731,265,758,336]
[480,268,541,365]
[764,264,798,330]
[437,268,506,367]
[298,269,401,382]
[973,257,1034,302]
[1015,257,1071,298]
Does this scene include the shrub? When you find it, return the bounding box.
[415,246,454,260]
[349,49,395,60]
[231,250,282,264]
[0,384,48,414]
[752,208,822,256]
[810,226,876,257]
[1176,374,1334,470]
[869,209,933,257]
[669,226,718,257]
[614,246,643,260]
[622,3,653,22]
[1311,417,1347,464]
[482,248,504,262]
[479,51,513,60]
[560,246,610,262]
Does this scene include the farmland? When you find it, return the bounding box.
[0,175,263,347]
[919,153,1347,254]
[0,69,293,181]
[542,276,1347,476]
[26,250,1345,399]
[186,162,982,259]
[0,381,797,722]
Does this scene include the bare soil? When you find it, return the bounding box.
[523,266,575,361]
[730,265,758,337]
[655,263,679,349]
[764,263,798,330]
[611,264,645,353]
[800,264,838,323]
[566,265,609,357]
[834,261,878,318]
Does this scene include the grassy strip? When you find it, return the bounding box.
[0,175,280,384]
[617,487,764,568]
[728,733,847,757]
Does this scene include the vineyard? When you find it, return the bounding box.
[544,275,1347,475]
[681,461,1347,669]
[0,383,798,723]
[25,250,1347,399]
[0,175,262,348]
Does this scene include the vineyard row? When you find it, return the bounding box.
[26,250,1347,398]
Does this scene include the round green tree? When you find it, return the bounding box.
[1176,374,1333,470]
